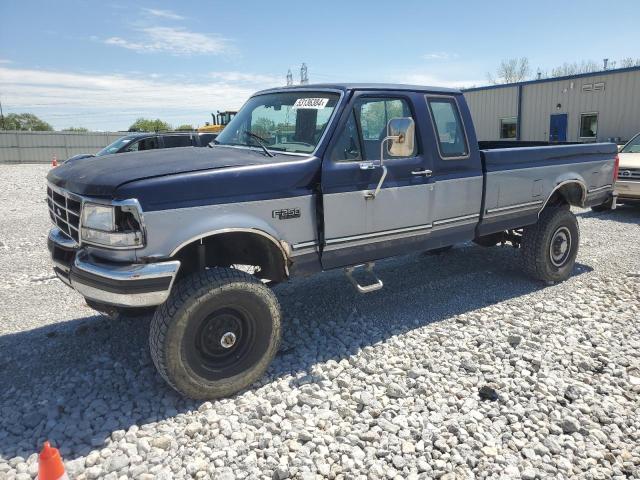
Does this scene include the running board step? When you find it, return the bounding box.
[345,262,383,294]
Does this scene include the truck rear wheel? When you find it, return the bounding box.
[521,205,579,283]
[149,268,281,399]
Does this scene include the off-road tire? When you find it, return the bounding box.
[149,268,281,400]
[521,205,579,283]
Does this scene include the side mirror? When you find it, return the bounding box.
[386,117,415,157]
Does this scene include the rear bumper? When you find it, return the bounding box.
[48,227,180,308]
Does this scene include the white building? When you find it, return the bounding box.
[463,66,640,144]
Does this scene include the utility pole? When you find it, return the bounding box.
[286,69,293,86]
[0,98,5,130]
[300,63,308,85]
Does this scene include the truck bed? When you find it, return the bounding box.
[476,142,618,236]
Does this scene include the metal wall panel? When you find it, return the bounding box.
[464,69,640,143]
[464,87,518,141]
[0,131,124,163]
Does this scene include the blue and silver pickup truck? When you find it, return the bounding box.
[47,83,618,399]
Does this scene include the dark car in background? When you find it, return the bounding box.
[66,131,217,162]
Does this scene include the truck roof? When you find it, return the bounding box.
[256,83,461,95]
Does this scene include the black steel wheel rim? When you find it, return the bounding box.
[182,296,272,381]
[187,305,259,380]
[196,308,251,363]
[549,226,572,267]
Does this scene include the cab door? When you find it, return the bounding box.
[320,93,434,269]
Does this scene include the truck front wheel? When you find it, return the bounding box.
[521,206,579,283]
[149,268,281,399]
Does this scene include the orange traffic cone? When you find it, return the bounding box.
[38,441,68,480]
[51,154,58,168]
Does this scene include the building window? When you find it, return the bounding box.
[579,113,598,139]
[500,117,517,139]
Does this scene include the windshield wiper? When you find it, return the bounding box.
[243,131,274,157]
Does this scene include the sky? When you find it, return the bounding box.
[0,0,639,131]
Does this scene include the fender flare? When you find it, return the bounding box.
[169,227,290,277]
[538,179,587,216]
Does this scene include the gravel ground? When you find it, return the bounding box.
[0,163,639,480]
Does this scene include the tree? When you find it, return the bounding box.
[128,118,171,132]
[550,60,599,78]
[620,57,640,68]
[63,126,89,132]
[175,124,195,131]
[1,113,53,131]
[253,117,276,139]
[488,58,530,84]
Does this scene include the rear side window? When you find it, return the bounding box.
[427,97,469,159]
[163,135,193,148]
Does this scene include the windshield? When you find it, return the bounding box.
[621,133,640,153]
[215,91,340,154]
[96,136,137,156]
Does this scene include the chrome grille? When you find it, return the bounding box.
[618,168,640,181]
[47,185,81,243]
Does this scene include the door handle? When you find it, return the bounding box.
[359,161,377,170]
[411,169,432,177]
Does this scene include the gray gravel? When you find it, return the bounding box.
[1,164,639,479]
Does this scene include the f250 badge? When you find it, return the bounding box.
[272,208,301,220]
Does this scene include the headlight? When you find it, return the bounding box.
[81,203,115,231]
[80,201,145,249]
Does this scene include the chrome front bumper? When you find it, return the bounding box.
[48,228,180,308]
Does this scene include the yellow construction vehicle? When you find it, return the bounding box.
[197,111,237,134]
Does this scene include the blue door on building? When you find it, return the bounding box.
[549,114,568,142]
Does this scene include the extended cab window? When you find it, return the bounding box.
[356,98,417,160]
[427,97,468,159]
[163,135,193,148]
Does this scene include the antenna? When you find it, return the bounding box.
[286,69,293,86]
[300,63,308,85]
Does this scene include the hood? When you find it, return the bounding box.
[47,146,287,197]
[618,152,640,169]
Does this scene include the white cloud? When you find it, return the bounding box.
[0,59,12,64]
[393,72,483,90]
[0,66,281,130]
[105,27,232,56]
[208,72,281,84]
[141,8,185,20]
[422,52,459,61]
